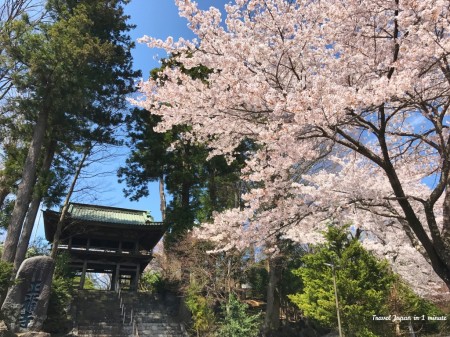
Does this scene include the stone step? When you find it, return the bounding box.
[78,329,132,334]
[75,292,123,324]
[76,312,123,323]
[78,321,128,329]
[134,311,166,317]
[78,327,128,331]
[77,323,132,335]
[139,331,186,337]
[78,323,185,336]
[78,329,132,335]
[77,301,120,307]
[125,306,178,312]
[77,292,118,296]
[77,319,125,325]
[77,330,132,335]
[74,290,188,337]
[134,314,177,321]
[77,292,118,298]
[138,323,183,332]
[77,334,130,337]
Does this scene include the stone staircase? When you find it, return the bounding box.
[73,290,187,337]
[122,292,187,337]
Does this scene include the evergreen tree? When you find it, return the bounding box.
[119,56,246,244]
[0,0,139,263]
[289,225,450,336]
[289,225,394,337]
[219,294,260,337]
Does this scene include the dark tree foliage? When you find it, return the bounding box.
[119,107,245,244]
[219,294,261,337]
[0,0,140,263]
[44,0,140,145]
[119,56,249,245]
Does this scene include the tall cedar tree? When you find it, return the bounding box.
[0,0,139,263]
[119,56,245,245]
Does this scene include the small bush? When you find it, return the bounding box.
[139,271,164,293]
[219,294,261,337]
[0,261,14,292]
[185,282,216,336]
[43,253,73,333]
[43,276,72,333]
[0,260,14,302]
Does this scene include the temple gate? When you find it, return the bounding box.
[43,203,165,291]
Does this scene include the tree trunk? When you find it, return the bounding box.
[264,256,281,335]
[51,146,89,259]
[181,180,190,210]
[13,140,57,270]
[159,176,166,221]
[13,195,41,270]
[208,168,217,211]
[2,109,49,263]
[0,186,10,208]
[442,183,450,244]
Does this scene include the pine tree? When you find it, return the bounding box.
[289,225,394,336]
[0,0,139,263]
[219,294,260,337]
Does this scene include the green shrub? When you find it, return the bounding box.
[288,225,450,336]
[388,280,450,335]
[185,281,216,336]
[139,271,164,293]
[53,252,73,279]
[0,260,14,301]
[43,253,73,333]
[219,294,261,337]
[43,276,72,333]
[289,225,394,337]
[72,275,96,289]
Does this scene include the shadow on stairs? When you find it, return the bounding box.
[71,290,188,337]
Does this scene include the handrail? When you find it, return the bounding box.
[180,322,189,337]
[115,286,140,337]
[130,307,140,337]
[115,286,127,326]
[132,317,140,337]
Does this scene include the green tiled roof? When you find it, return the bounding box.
[67,203,157,226]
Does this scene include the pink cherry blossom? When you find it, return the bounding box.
[135,0,450,297]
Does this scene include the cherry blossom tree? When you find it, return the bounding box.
[135,0,450,294]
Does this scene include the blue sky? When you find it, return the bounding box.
[29,0,230,242]
[127,0,195,78]
[127,0,229,78]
